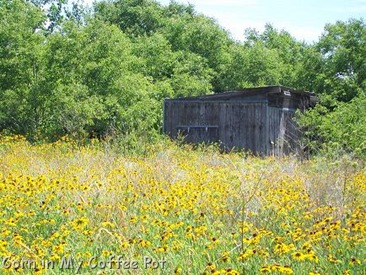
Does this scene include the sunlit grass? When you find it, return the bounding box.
[0,136,365,274]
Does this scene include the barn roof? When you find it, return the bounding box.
[168,85,317,103]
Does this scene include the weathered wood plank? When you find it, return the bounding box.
[163,86,315,156]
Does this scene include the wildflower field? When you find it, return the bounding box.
[0,137,365,274]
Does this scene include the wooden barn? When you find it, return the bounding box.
[163,86,317,156]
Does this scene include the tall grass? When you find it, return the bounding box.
[0,136,365,274]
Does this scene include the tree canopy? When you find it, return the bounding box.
[0,0,365,157]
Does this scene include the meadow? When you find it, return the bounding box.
[0,136,365,274]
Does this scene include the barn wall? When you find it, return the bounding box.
[267,107,300,156]
[164,86,314,156]
[165,101,222,141]
[219,102,267,154]
[164,100,268,154]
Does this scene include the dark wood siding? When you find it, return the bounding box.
[267,107,299,156]
[164,100,267,154]
[163,86,315,156]
[218,102,267,153]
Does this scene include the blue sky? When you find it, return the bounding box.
[155,0,366,42]
[83,0,366,42]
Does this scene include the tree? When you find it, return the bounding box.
[219,42,282,89]
[315,19,366,102]
[295,19,366,158]
[243,24,312,90]
[298,95,366,158]
[131,33,213,98]
[162,11,232,92]
[95,0,232,92]
[94,0,165,36]
[27,0,87,33]
[41,19,161,139]
[0,0,46,137]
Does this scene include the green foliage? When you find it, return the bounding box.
[27,0,87,33]
[41,19,161,140]
[242,24,314,90]
[95,0,231,92]
[219,42,282,89]
[161,13,232,91]
[0,0,365,158]
[131,33,213,97]
[0,0,46,136]
[295,19,366,159]
[94,0,165,36]
[297,95,366,158]
[315,19,366,101]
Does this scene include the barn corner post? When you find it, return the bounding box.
[265,103,271,157]
[279,87,291,157]
[163,98,174,138]
[162,99,166,135]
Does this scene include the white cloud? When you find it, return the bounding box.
[275,22,323,42]
[187,0,258,7]
[346,5,366,12]
[79,0,95,7]
[158,0,322,42]
[216,16,322,42]
[159,0,257,6]
[77,0,336,42]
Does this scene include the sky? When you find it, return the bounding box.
[83,0,366,43]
